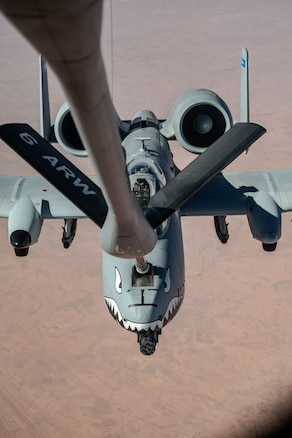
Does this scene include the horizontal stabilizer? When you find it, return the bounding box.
[0,123,108,228]
[146,122,266,229]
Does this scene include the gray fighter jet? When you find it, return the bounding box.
[0,1,290,355]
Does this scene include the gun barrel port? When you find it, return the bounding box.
[137,330,161,355]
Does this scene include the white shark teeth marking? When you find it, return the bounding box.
[104,296,183,333]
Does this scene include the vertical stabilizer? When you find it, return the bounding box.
[240,48,249,122]
[39,55,52,140]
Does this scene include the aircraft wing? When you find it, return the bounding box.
[0,174,88,220]
[180,168,292,246]
[3,168,289,219]
[0,123,109,227]
[180,169,292,216]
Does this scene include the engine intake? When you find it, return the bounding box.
[160,89,233,154]
[54,102,87,157]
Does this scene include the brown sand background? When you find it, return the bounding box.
[1,1,292,436]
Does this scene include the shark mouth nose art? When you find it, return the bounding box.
[104,296,183,332]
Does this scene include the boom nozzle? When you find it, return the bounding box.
[135,257,150,274]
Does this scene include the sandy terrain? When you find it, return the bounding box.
[0,1,292,437]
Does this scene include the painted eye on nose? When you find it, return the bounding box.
[164,267,171,293]
[115,267,122,293]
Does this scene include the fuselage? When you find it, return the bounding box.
[102,111,185,351]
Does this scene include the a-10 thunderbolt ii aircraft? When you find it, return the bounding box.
[0,1,291,355]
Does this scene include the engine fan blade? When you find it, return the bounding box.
[146,122,266,229]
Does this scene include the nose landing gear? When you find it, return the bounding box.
[138,329,161,355]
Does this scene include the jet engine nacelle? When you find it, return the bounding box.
[160,89,233,154]
[54,102,88,157]
[8,198,43,256]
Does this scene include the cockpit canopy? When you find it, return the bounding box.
[128,158,166,213]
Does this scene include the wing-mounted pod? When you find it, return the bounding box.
[8,198,43,256]
[160,89,233,154]
[247,191,281,251]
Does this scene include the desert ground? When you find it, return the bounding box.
[0,1,292,437]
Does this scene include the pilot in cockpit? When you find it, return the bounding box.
[132,178,151,213]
